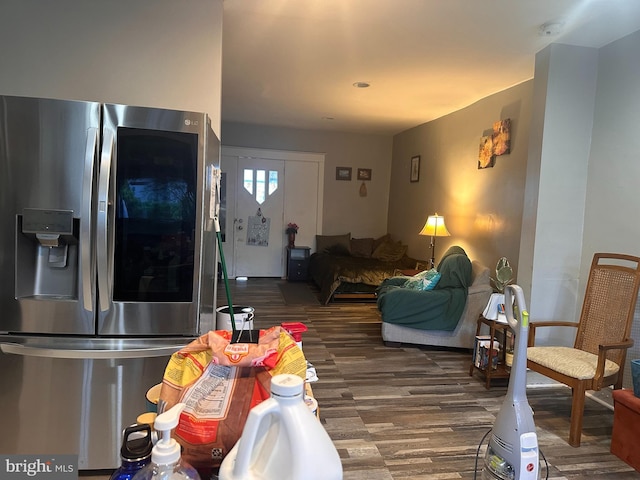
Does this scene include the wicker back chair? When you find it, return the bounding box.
[527,253,640,447]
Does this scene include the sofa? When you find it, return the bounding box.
[308,233,419,303]
[377,246,493,349]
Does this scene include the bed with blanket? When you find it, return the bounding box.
[308,233,419,304]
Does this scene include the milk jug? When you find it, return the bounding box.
[218,374,342,480]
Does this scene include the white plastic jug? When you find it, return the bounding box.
[218,374,342,480]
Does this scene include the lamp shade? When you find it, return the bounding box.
[419,213,451,237]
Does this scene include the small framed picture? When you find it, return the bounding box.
[410,155,420,182]
[357,168,372,181]
[336,167,352,181]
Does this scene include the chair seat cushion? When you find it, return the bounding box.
[528,346,620,380]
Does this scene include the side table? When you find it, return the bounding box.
[286,246,311,281]
[469,316,511,389]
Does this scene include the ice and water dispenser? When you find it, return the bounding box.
[16,208,80,300]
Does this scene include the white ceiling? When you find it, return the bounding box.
[221,0,640,136]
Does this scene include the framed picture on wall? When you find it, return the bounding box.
[357,168,372,181]
[410,155,420,182]
[336,167,352,181]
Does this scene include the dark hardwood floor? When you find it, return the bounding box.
[82,277,637,480]
[223,278,638,480]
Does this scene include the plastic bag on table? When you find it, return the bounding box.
[158,325,307,476]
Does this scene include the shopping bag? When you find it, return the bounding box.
[158,325,307,474]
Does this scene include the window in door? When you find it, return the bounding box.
[243,168,278,205]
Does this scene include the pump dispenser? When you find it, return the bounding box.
[132,403,200,480]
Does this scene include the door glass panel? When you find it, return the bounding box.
[113,127,198,302]
[268,170,278,195]
[243,169,253,194]
[256,170,266,204]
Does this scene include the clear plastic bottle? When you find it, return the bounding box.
[132,403,200,480]
[110,424,153,480]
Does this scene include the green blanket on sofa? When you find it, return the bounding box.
[376,246,472,331]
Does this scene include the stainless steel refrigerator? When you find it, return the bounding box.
[0,96,219,469]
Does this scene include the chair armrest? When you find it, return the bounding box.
[593,338,635,388]
[528,321,579,346]
[599,339,635,351]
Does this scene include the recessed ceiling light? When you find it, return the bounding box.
[352,81,370,88]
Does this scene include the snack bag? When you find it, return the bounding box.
[158,325,307,475]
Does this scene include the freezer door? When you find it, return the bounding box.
[0,96,99,335]
[0,337,186,469]
[98,104,212,335]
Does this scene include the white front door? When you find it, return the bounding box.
[220,146,325,279]
[234,157,285,277]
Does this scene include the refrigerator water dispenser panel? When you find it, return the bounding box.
[21,208,77,268]
[16,208,80,298]
[22,208,75,236]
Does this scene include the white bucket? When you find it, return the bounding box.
[216,305,255,331]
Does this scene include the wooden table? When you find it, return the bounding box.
[469,316,511,389]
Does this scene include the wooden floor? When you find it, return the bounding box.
[82,278,637,480]
[224,278,638,480]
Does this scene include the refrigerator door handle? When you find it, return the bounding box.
[0,342,183,359]
[82,127,98,311]
[97,129,114,313]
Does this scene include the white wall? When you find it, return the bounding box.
[0,0,223,136]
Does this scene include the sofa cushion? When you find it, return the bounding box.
[316,233,351,254]
[372,240,407,262]
[350,237,374,258]
[372,234,391,252]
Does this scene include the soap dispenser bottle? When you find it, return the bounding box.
[110,424,154,480]
[132,403,200,480]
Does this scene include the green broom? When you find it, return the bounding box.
[213,215,257,343]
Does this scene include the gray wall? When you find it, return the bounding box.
[0,0,223,136]
[221,121,393,238]
[583,30,640,382]
[388,81,533,272]
[518,32,640,385]
[522,44,598,346]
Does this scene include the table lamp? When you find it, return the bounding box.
[419,213,451,268]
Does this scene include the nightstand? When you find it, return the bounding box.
[286,246,310,281]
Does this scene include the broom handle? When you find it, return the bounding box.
[214,216,236,333]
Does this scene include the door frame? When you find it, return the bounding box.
[220,146,324,278]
